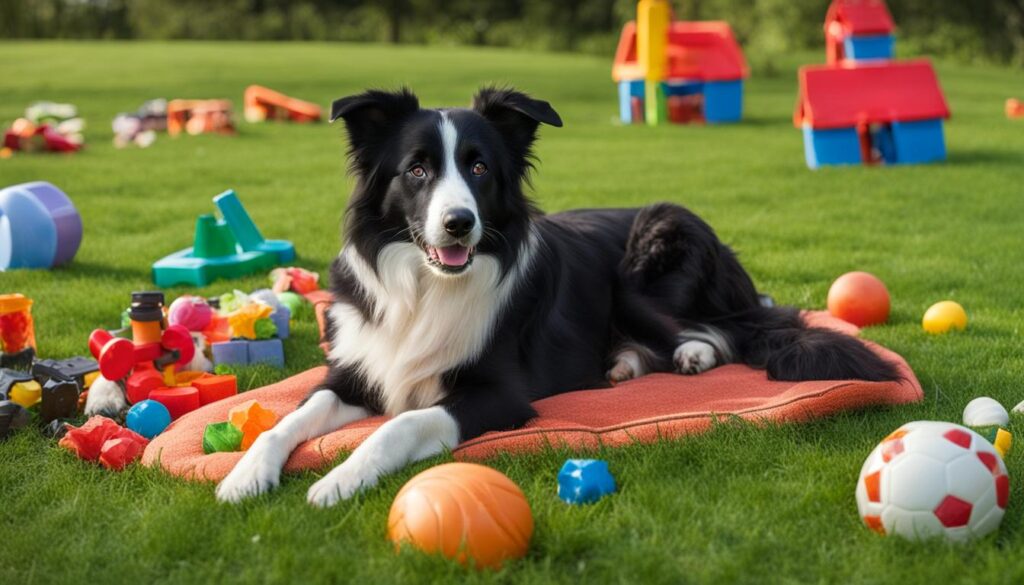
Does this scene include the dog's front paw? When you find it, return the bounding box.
[674,340,717,375]
[307,459,378,508]
[83,376,128,417]
[216,451,280,503]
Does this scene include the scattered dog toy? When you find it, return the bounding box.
[270,267,320,295]
[1007,98,1024,119]
[112,99,166,148]
[59,416,149,470]
[126,399,172,439]
[167,296,214,332]
[149,386,201,420]
[0,400,30,440]
[973,426,1013,459]
[922,300,967,334]
[388,463,533,570]
[243,85,322,123]
[192,374,237,405]
[827,271,890,327]
[203,421,243,454]
[558,459,617,504]
[3,102,84,155]
[228,400,277,450]
[963,397,1009,428]
[856,421,1008,542]
[0,182,83,269]
[0,294,36,360]
[40,378,79,424]
[167,99,235,136]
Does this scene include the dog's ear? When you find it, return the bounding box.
[472,87,562,173]
[331,88,419,170]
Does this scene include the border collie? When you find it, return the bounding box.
[217,87,898,506]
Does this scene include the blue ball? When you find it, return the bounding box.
[125,399,171,439]
[558,459,617,505]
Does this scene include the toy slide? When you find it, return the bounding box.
[142,310,922,481]
[243,85,322,123]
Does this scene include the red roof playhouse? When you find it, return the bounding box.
[612,0,747,125]
[796,0,950,169]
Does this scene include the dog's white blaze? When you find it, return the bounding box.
[330,232,537,416]
[424,113,483,247]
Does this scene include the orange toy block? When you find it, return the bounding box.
[193,374,238,405]
[244,85,322,123]
[1007,99,1024,119]
[228,400,277,450]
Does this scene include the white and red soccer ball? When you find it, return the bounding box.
[856,421,1009,542]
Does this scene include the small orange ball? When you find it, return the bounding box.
[387,463,533,569]
[827,271,890,327]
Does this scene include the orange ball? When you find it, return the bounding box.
[387,463,533,570]
[827,271,890,327]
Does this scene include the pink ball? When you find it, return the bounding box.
[167,296,213,331]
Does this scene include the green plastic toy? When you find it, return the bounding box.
[152,190,296,287]
[202,421,243,454]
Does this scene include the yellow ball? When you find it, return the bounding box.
[922,301,967,334]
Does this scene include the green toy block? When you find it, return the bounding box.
[203,421,243,454]
[644,80,667,126]
[151,191,292,287]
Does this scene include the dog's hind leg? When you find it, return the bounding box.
[673,324,735,375]
[216,390,370,503]
[607,341,662,384]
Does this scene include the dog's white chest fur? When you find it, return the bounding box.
[329,242,528,415]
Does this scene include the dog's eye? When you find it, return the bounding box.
[408,165,427,179]
[471,162,487,176]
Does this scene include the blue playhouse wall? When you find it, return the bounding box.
[618,79,743,124]
[843,34,894,61]
[802,118,946,169]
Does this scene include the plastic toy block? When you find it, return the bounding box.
[174,370,209,386]
[889,119,946,164]
[40,378,79,424]
[558,459,617,505]
[99,436,148,470]
[214,190,296,263]
[843,34,894,61]
[270,305,291,339]
[31,356,98,387]
[0,181,82,270]
[243,85,322,123]
[644,80,667,126]
[126,399,172,439]
[802,125,862,169]
[703,80,743,124]
[0,368,33,399]
[212,340,249,366]
[203,421,244,454]
[9,379,41,409]
[0,400,30,440]
[229,400,278,450]
[192,374,237,405]
[126,368,164,404]
[149,386,201,420]
[152,214,276,287]
[247,339,284,368]
[0,347,35,370]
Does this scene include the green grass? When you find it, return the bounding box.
[2,41,1024,584]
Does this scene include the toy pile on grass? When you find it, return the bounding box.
[167,99,235,136]
[2,102,84,158]
[112,99,167,148]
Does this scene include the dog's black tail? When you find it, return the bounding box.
[736,306,901,382]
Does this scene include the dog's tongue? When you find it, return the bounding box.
[436,245,470,267]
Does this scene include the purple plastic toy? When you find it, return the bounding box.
[0,181,82,270]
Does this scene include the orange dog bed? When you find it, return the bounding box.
[142,311,922,482]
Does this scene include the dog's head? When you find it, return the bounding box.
[331,87,562,276]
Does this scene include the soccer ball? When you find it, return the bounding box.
[856,421,1010,542]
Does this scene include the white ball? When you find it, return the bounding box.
[963,397,1009,428]
[856,421,1009,542]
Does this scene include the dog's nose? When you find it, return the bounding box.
[443,208,476,238]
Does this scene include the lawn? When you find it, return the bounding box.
[2,41,1024,584]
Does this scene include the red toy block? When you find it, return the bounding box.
[126,368,165,404]
[193,374,238,405]
[98,436,147,470]
[149,386,201,420]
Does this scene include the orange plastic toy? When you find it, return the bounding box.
[0,294,37,356]
[228,400,277,450]
[149,386,201,420]
[167,99,235,137]
[827,271,890,327]
[1007,99,1024,119]
[387,463,533,570]
[243,85,322,123]
[193,374,238,405]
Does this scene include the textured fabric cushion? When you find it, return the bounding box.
[141,311,922,481]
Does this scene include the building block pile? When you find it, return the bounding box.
[2,102,84,158]
[612,0,748,125]
[203,399,278,453]
[795,0,951,169]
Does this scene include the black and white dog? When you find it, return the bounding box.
[217,87,897,506]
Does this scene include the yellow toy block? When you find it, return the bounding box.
[637,0,670,81]
[994,428,1012,459]
[10,380,42,409]
[83,370,100,389]
[228,400,278,450]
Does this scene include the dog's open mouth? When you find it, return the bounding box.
[426,244,475,274]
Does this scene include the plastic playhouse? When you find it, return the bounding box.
[824,0,895,64]
[152,190,295,287]
[795,0,950,169]
[612,0,747,125]
[243,85,322,123]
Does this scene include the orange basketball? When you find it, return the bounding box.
[387,462,533,569]
[827,271,890,327]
